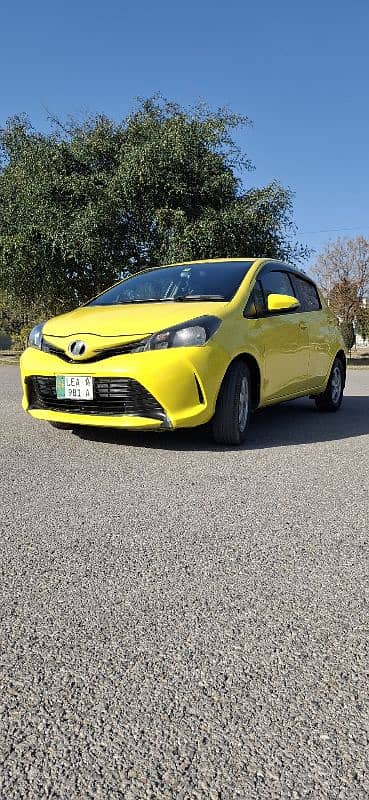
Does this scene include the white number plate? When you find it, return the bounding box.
[56,375,94,400]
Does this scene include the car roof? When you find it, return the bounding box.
[160,257,257,267]
[161,258,313,283]
[258,259,317,286]
[119,257,316,288]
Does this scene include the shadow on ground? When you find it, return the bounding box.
[72,395,369,452]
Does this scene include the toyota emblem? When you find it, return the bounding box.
[68,340,87,357]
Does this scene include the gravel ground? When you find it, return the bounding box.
[1,366,369,800]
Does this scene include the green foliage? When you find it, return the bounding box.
[355,307,369,341]
[0,290,71,349]
[0,97,309,310]
[339,320,355,352]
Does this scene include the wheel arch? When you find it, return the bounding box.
[217,353,262,410]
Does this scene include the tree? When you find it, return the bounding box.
[328,277,362,322]
[312,237,369,320]
[339,320,355,353]
[0,97,309,312]
[355,306,369,342]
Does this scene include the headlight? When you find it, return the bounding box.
[134,315,221,352]
[28,322,45,349]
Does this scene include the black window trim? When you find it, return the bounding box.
[244,262,322,318]
[243,279,266,319]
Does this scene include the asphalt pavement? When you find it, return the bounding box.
[1,365,369,800]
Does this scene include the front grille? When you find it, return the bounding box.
[27,376,165,419]
[41,338,147,363]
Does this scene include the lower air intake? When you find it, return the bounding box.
[27,376,165,419]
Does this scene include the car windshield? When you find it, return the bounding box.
[88,260,255,306]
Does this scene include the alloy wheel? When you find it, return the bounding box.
[238,376,249,432]
[331,364,342,404]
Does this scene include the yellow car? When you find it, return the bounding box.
[20,258,346,445]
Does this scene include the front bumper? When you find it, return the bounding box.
[20,344,228,430]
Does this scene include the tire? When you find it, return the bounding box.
[212,361,251,445]
[314,356,345,412]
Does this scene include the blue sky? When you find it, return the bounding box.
[1,0,368,264]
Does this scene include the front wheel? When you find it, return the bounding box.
[212,362,251,445]
[314,357,345,412]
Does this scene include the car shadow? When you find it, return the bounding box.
[72,395,369,452]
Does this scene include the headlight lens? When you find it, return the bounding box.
[134,315,221,352]
[172,325,207,347]
[28,322,45,349]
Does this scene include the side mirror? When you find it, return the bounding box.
[267,293,300,313]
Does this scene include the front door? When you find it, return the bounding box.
[258,268,310,401]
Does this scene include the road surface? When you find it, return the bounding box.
[1,366,369,799]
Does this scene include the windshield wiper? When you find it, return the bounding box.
[118,298,167,304]
[171,294,226,302]
[116,295,226,304]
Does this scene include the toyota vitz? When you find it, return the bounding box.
[20,258,346,445]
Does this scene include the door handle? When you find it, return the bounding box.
[299,322,308,331]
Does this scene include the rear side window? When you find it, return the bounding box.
[260,270,296,299]
[292,276,321,312]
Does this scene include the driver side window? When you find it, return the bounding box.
[260,270,296,301]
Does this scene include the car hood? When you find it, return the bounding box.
[43,301,228,339]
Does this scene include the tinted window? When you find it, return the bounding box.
[88,260,255,306]
[260,270,296,299]
[245,280,265,317]
[292,275,321,312]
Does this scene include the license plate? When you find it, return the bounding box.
[56,375,94,400]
